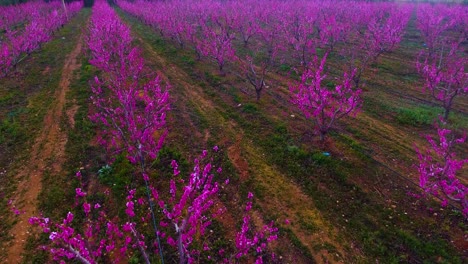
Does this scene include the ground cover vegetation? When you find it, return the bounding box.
[0,0,467,263]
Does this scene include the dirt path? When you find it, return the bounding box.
[6,39,82,263]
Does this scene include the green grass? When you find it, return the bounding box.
[242,102,259,114]
[396,105,441,127]
[395,104,468,128]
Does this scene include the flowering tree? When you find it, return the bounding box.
[236,9,284,101]
[363,6,411,60]
[231,3,260,47]
[417,45,467,121]
[341,4,410,89]
[416,4,462,56]
[238,30,279,102]
[290,53,362,141]
[155,148,225,264]
[239,55,269,102]
[416,4,467,121]
[415,127,468,216]
[87,0,170,170]
[280,6,317,68]
[231,192,278,264]
[198,19,236,74]
[87,1,170,261]
[316,3,352,53]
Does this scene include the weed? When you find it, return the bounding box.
[279,64,291,72]
[242,103,258,114]
[0,116,26,145]
[325,81,335,88]
[98,154,134,197]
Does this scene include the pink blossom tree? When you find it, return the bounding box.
[230,192,278,264]
[416,4,467,121]
[154,148,225,264]
[415,127,468,216]
[341,4,410,89]
[231,3,260,47]
[236,10,284,101]
[237,31,279,102]
[417,44,467,121]
[290,53,362,141]
[280,8,318,68]
[316,3,352,53]
[87,1,170,261]
[416,4,463,57]
[198,19,236,74]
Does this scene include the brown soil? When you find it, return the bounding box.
[66,101,80,129]
[227,134,249,181]
[5,38,82,263]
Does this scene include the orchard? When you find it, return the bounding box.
[0,0,467,263]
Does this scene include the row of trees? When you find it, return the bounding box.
[416,4,467,120]
[28,1,278,263]
[414,4,467,216]
[0,0,82,77]
[118,0,411,140]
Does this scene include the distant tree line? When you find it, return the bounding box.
[0,0,93,7]
[0,0,27,6]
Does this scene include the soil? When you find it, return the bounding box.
[227,134,249,181]
[5,38,82,263]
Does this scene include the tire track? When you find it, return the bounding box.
[6,38,82,263]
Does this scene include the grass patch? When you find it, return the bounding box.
[242,103,258,114]
[396,105,441,127]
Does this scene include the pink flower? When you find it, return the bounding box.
[75,188,86,197]
[83,203,91,215]
[49,232,58,241]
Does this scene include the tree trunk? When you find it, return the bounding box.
[443,107,450,121]
[255,88,261,102]
[178,232,186,264]
[320,131,326,142]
